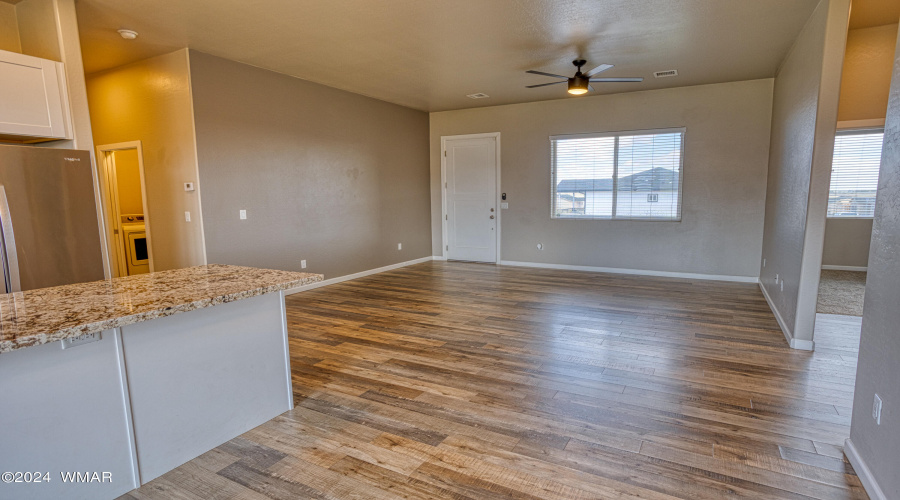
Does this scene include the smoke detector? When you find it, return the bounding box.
[466,93,490,99]
[117,29,139,40]
[653,70,678,78]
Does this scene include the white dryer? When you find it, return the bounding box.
[121,214,149,275]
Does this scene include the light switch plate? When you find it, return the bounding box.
[239,210,247,220]
[184,211,191,222]
[184,182,195,191]
[501,202,509,209]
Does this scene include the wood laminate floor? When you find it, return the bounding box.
[121,261,866,499]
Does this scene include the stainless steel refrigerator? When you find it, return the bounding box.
[0,145,105,293]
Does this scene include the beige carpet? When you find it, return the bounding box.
[817,270,867,316]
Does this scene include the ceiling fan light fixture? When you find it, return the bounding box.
[526,59,641,95]
[567,77,589,95]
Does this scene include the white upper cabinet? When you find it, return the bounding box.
[0,49,72,141]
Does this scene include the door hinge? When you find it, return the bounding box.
[444,150,447,157]
[446,245,449,251]
[445,214,448,220]
[445,182,448,188]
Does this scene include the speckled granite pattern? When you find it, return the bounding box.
[0,264,323,354]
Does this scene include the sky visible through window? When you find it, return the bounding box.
[554,133,682,182]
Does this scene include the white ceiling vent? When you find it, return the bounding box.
[466,93,490,99]
[653,70,678,78]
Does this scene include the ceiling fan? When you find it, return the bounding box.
[526,59,643,95]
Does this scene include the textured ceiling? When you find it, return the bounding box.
[75,0,822,112]
[848,0,900,29]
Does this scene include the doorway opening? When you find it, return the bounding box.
[806,15,897,353]
[440,133,501,264]
[97,142,154,277]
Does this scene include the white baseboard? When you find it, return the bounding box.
[498,260,759,283]
[844,438,887,500]
[821,265,868,272]
[758,282,815,350]
[285,256,433,295]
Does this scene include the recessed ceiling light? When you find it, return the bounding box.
[467,93,490,99]
[117,29,139,40]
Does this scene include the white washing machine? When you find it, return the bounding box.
[121,214,149,275]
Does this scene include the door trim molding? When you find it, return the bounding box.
[440,132,501,264]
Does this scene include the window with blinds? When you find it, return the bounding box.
[551,128,684,220]
[827,130,884,218]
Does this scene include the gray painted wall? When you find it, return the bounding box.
[849,26,900,498]
[758,0,850,344]
[430,79,774,278]
[188,51,431,280]
[821,218,872,268]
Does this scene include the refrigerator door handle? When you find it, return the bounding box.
[0,185,22,293]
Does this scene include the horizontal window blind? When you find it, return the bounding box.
[551,129,684,220]
[827,130,884,218]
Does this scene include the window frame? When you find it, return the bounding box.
[550,127,686,222]
[826,127,884,220]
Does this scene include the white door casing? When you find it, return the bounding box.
[97,142,155,277]
[443,134,499,263]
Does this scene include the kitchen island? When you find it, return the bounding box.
[0,264,322,500]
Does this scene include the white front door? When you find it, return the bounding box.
[445,135,498,263]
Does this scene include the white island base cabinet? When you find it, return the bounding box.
[0,292,293,500]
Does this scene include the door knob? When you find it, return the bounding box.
[490,208,494,212]
[490,215,495,219]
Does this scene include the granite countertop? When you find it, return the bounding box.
[0,264,323,354]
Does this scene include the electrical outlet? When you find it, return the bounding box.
[184,211,191,222]
[398,243,402,250]
[61,332,101,349]
[501,202,509,209]
[301,260,307,269]
[873,394,883,425]
[239,209,247,220]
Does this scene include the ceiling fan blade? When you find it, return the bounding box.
[585,64,614,77]
[526,81,567,88]
[589,77,644,82]
[588,85,595,92]
[526,70,569,79]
